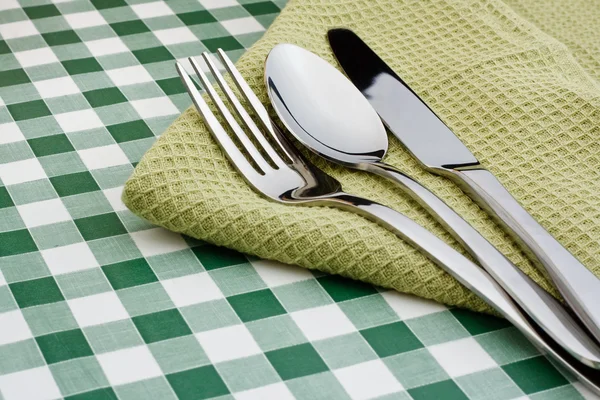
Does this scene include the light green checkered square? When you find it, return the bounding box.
[0,83,40,104]
[384,348,449,389]
[119,137,156,164]
[55,268,113,299]
[338,294,399,330]
[52,43,93,61]
[67,128,115,150]
[16,116,63,139]
[62,191,112,219]
[208,263,267,296]
[46,93,90,114]
[0,207,25,233]
[313,332,377,370]
[88,234,143,265]
[456,368,524,400]
[406,310,471,346]
[118,209,156,232]
[181,299,240,333]
[91,164,135,189]
[119,82,164,101]
[49,357,109,396]
[246,314,306,352]
[286,372,350,400]
[94,103,141,128]
[30,221,83,250]
[117,281,175,316]
[0,339,45,375]
[26,63,67,82]
[216,354,280,392]
[146,249,205,280]
[72,71,114,92]
[22,301,79,336]
[476,327,540,365]
[38,152,87,178]
[115,377,178,400]
[7,179,56,205]
[84,319,144,354]
[149,335,209,374]
[96,52,140,70]
[0,286,18,313]
[0,252,50,283]
[0,141,34,163]
[272,279,332,312]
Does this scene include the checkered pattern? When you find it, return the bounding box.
[0,1,594,399]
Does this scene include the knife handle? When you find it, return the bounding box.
[446,167,600,343]
[328,192,600,394]
[367,162,600,367]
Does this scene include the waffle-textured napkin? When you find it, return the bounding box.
[123,0,600,314]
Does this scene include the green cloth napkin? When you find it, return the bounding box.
[123,0,600,314]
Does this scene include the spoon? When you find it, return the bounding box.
[264,43,600,369]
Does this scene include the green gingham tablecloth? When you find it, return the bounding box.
[0,1,595,399]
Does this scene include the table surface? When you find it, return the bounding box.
[0,1,594,399]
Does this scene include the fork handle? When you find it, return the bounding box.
[443,167,600,344]
[327,192,600,393]
[364,162,600,368]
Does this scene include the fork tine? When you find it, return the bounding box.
[216,49,295,164]
[188,57,272,174]
[176,62,261,182]
[201,52,288,169]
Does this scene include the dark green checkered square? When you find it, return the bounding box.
[0,229,37,256]
[62,58,103,75]
[228,289,286,322]
[110,20,150,36]
[36,328,94,364]
[50,171,100,197]
[133,47,173,64]
[192,244,247,270]
[28,134,75,157]
[43,30,81,46]
[75,212,127,241]
[23,4,61,19]
[0,69,30,88]
[266,343,328,380]
[317,275,378,302]
[409,379,469,400]
[8,100,51,121]
[156,77,187,96]
[65,388,118,400]
[102,258,158,290]
[9,277,64,308]
[167,366,229,400]
[451,309,512,336]
[0,40,10,55]
[91,0,127,10]
[0,186,14,209]
[361,321,423,357]
[84,87,127,108]
[107,120,154,143]
[243,1,280,15]
[502,356,568,394]
[202,37,243,52]
[177,11,217,25]
[133,309,192,344]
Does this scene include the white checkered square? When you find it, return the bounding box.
[41,242,99,275]
[98,346,162,386]
[335,360,403,400]
[162,272,223,307]
[77,144,129,170]
[154,27,197,45]
[34,76,80,99]
[291,304,355,341]
[0,310,32,346]
[130,228,188,257]
[0,367,61,400]
[68,292,129,328]
[14,48,59,68]
[429,337,497,377]
[196,325,261,363]
[0,158,46,185]
[0,122,25,145]
[65,11,107,29]
[17,198,70,228]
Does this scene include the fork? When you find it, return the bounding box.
[176,50,600,393]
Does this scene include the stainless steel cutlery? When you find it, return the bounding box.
[327,27,600,344]
[176,43,600,393]
[264,43,600,369]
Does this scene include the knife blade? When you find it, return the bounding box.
[327,27,600,343]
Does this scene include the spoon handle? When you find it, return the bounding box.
[326,191,600,394]
[364,161,600,368]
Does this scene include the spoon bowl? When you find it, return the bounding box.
[265,44,387,166]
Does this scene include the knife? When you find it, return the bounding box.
[327,28,600,343]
